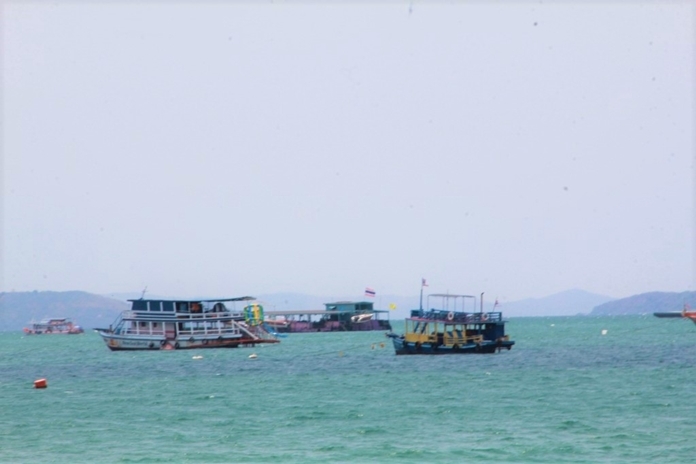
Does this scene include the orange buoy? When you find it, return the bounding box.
[34,378,47,389]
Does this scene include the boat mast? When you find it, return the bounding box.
[480,292,484,313]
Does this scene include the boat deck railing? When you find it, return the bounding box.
[110,311,278,340]
[120,325,243,337]
[409,309,502,323]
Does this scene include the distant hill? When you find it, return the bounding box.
[590,291,696,315]
[501,289,615,317]
[0,291,128,332]
[1,288,672,332]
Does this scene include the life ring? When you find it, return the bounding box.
[447,312,454,321]
[160,340,166,347]
[189,337,195,343]
[148,342,155,349]
[481,313,489,322]
[174,342,180,349]
[452,344,459,352]
[202,339,209,346]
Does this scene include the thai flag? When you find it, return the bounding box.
[422,278,428,287]
[365,287,376,298]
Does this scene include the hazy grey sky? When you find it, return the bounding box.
[2,1,694,302]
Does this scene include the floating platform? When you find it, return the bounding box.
[265,301,391,333]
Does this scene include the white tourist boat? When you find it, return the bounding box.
[24,318,84,335]
[96,296,279,351]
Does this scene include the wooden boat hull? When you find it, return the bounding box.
[389,334,514,355]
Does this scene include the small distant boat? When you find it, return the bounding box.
[653,312,684,318]
[386,293,514,355]
[96,297,280,351]
[350,313,374,323]
[23,318,84,335]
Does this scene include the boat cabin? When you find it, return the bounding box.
[108,297,254,339]
[129,298,247,315]
[323,301,377,322]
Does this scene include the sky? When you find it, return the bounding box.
[2,1,694,304]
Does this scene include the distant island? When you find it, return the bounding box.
[0,291,128,332]
[0,289,693,332]
[590,291,696,316]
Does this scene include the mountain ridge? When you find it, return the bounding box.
[590,291,696,315]
[0,288,625,331]
[5,288,692,332]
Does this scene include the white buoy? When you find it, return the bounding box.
[192,355,203,360]
[601,329,608,335]
[249,353,257,359]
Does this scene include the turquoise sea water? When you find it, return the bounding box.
[2,315,696,463]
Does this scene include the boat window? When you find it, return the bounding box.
[177,302,189,313]
[149,301,161,312]
[132,300,147,311]
[162,301,174,312]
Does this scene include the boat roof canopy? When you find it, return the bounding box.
[325,300,375,305]
[127,296,256,303]
[428,294,476,298]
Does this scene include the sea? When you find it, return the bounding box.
[2,315,696,463]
